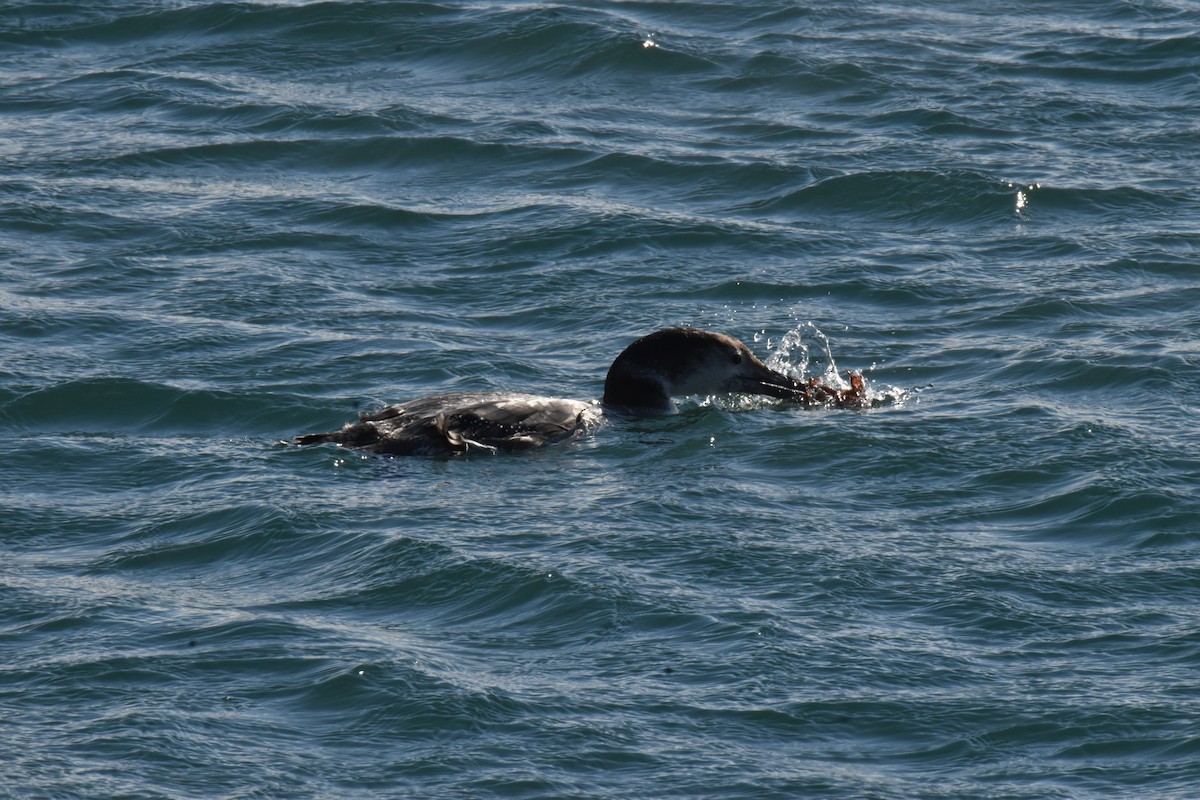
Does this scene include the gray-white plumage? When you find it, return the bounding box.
[295,392,599,456]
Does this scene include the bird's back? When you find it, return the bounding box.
[297,392,599,455]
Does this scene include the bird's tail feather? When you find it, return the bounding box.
[294,431,336,446]
[294,421,382,449]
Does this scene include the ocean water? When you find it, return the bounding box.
[2,0,1199,797]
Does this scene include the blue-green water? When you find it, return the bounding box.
[3,1,1199,797]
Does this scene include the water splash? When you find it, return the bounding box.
[766,321,842,385]
[764,321,910,408]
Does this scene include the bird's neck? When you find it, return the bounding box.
[602,370,674,414]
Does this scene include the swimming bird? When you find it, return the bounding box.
[294,327,864,456]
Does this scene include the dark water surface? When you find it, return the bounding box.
[3,1,1199,797]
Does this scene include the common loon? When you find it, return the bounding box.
[294,327,865,456]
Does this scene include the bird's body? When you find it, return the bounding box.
[295,392,599,456]
[295,328,866,456]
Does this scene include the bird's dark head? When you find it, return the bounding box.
[602,328,806,412]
